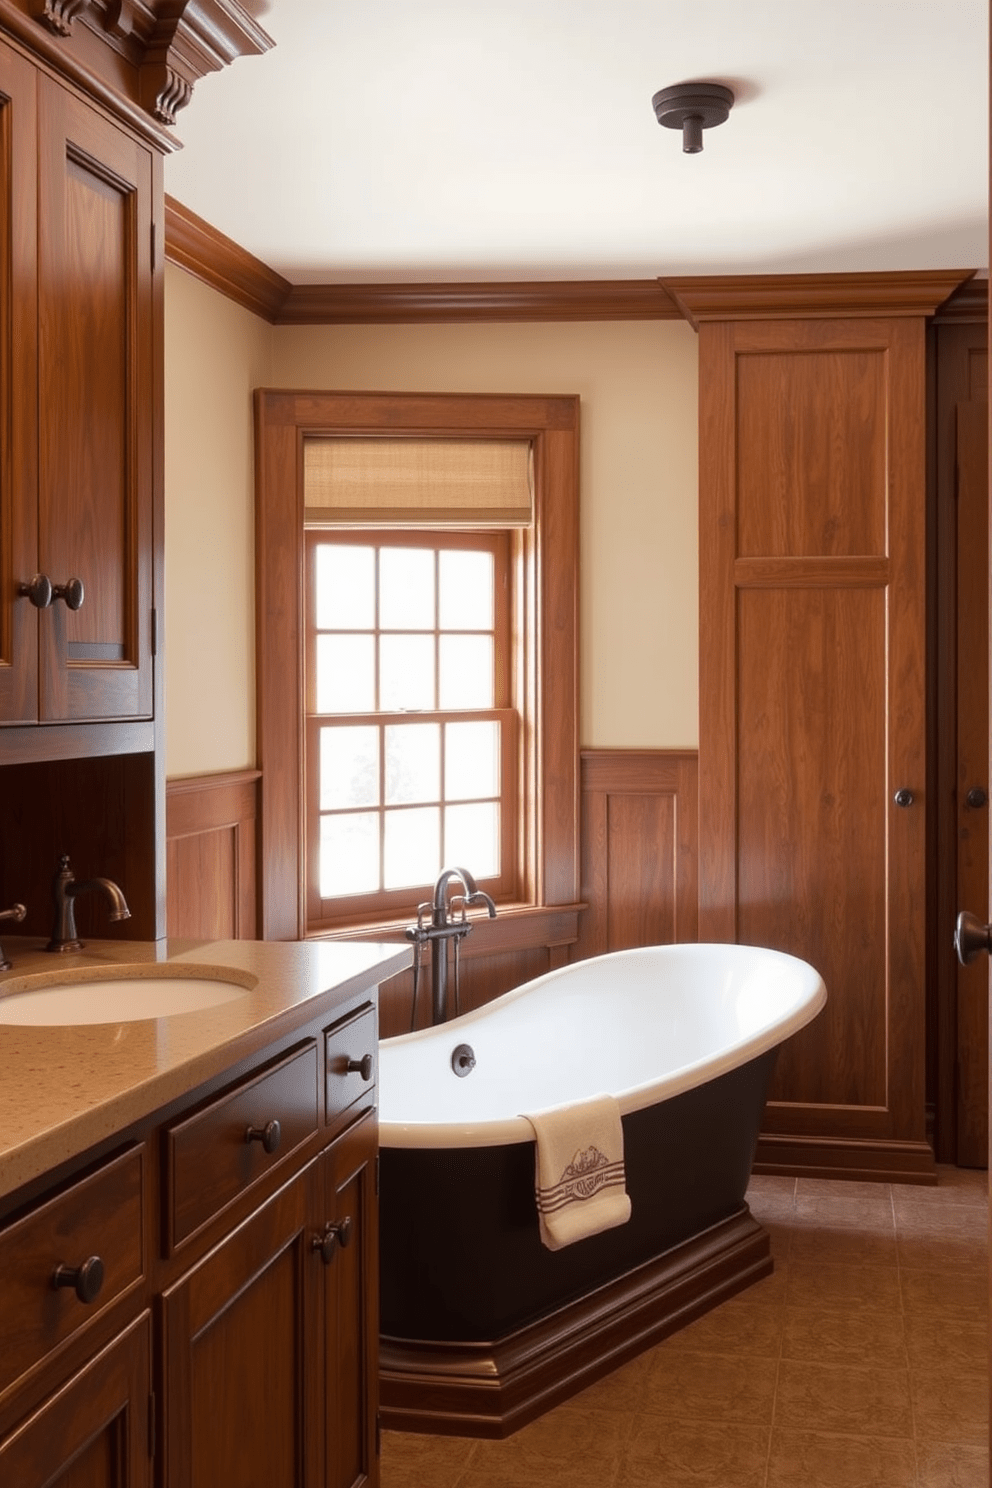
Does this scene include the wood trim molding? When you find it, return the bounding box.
[663,269,976,328]
[278,279,682,325]
[163,199,682,322]
[931,275,989,323]
[380,1206,770,1438]
[574,749,698,961]
[165,768,260,939]
[164,195,290,319]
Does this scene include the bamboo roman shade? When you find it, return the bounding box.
[303,438,533,526]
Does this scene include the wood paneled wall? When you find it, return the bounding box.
[572,750,699,961]
[165,770,260,940]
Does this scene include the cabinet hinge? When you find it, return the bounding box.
[375,1410,381,1457]
[151,607,158,657]
[375,1152,380,1196]
[148,1391,156,1458]
[151,219,158,271]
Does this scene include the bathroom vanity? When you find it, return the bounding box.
[0,936,408,1488]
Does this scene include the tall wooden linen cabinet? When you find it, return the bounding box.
[668,273,973,1183]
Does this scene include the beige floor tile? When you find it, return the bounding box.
[568,1351,652,1413]
[639,1347,778,1424]
[897,1231,988,1271]
[895,1203,988,1240]
[911,1368,989,1447]
[617,1416,771,1487]
[894,1180,988,1218]
[766,1429,917,1487]
[916,1440,989,1487]
[900,1266,989,1322]
[467,1405,633,1488]
[774,1360,914,1438]
[380,1429,478,1488]
[794,1190,896,1230]
[790,1218,899,1266]
[786,1259,903,1313]
[782,1303,906,1367]
[672,1296,786,1358]
[903,1313,989,1373]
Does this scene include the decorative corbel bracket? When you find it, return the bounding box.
[139,1,273,126]
[33,0,94,36]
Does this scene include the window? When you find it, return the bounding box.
[255,389,580,947]
[305,530,516,925]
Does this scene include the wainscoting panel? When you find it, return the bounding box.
[165,771,261,940]
[573,751,699,962]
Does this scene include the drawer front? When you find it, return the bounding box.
[0,1146,145,1400]
[166,1041,319,1250]
[325,1003,377,1129]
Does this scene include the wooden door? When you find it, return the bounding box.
[162,1162,325,1488]
[37,77,153,724]
[698,315,931,1179]
[0,38,38,725]
[0,1314,151,1488]
[955,401,990,1164]
[323,1111,379,1488]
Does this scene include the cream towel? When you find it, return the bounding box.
[521,1094,632,1251]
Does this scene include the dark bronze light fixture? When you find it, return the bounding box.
[652,82,734,153]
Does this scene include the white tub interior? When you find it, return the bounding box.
[379,942,826,1148]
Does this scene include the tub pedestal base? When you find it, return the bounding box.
[380,1203,771,1438]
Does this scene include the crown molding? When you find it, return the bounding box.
[663,270,977,328]
[165,195,291,320]
[163,199,682,323]
[278,279,682,324]
[930,274,988,323]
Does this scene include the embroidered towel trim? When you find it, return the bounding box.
[521,1094,632,1251]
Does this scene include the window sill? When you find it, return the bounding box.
[307,901,584,959]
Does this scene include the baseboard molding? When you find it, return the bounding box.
[379,1205,771,1438]
[753,1132,937,1185]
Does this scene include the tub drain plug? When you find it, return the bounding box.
[451,1043,476,1077]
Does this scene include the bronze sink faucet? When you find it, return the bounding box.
[0,902,27,971]
[46,854,131,953]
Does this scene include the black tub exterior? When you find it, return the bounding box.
[380,1047,778,1344]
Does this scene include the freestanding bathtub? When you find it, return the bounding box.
[378,941,826,1436]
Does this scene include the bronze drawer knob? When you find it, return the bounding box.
[52,1255,104,1305]
[312,1217,353,1264]
[245,1119,281,1154]
[346,1054,374,1081]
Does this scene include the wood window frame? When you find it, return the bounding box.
[254,390,581,943]
[304,527,517,928]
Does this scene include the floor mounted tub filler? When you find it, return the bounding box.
[378,941,826,1437]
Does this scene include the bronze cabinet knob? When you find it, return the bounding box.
[18,574,53,608]
[53,1255,104,1305]
[51,577,85,611]
[346,1053,374,1081]
[893,789,914,808]
[955,910,992,967]
[312,1217,353,1264]
[245,1119,281,1154]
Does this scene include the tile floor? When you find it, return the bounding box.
[381,1166,989,1488]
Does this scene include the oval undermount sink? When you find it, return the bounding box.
[0,973,254,1026]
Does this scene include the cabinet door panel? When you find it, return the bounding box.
[162,1161,324,1488]
[37,79,153,723]
[324,1111,378,1488]
[0,1313,151,1488]
[0,38,37,724]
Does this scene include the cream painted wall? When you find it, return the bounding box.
[270,320,700,749]
[164,273,700,773]
[164,264,272,776]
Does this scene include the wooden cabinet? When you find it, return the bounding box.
[0,32,155,729]
[0,995,381,1488]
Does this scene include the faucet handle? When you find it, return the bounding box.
[0,902,26,973]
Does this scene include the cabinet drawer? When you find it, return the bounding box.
[325,1003,377,1128]
[0,1146,144,1400]
[166,1042,319,1250]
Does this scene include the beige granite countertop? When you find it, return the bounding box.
[0,935,410,1201]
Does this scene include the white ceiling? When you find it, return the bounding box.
[164,0,989,286]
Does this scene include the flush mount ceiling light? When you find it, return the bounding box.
[652,82,734,154]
